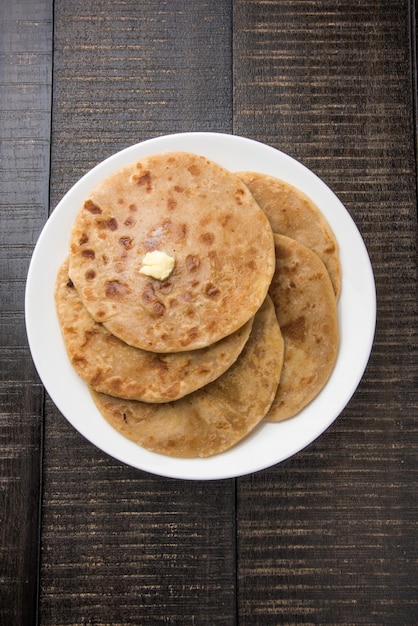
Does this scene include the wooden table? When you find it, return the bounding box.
[1,1,417,624]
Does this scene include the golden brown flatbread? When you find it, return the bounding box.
[90,296,284,457]
[55,258,253,403]
[265,235,339,422]
[237,171,341,297]
[68,152,275,352]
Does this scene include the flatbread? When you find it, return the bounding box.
[265,234,339,422]
[237,171,341,297]
[68,152,275,352]
[55,258,253,403]
[90,296,284,458]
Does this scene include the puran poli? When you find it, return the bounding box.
[68,152,275,352]
[237,171,341,297]
[90,297,284,458]
[265,234,339,422]
[55,258,253,403]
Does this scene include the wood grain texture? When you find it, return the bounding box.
[2,0,416,624]
[40,1,236,624]
[0,1,52,624]
[234,0,418,624]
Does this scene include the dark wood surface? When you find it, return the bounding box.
[1,1,417,624]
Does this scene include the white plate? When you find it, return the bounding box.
[25,132,376,480]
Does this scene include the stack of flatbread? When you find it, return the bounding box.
[55,152,340,458]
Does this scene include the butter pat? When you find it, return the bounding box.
[139,250,175,280]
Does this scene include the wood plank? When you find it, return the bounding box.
[0,1,53,624]
[40,1,236,624]
[413,0,418,164]
[233,0,418,623]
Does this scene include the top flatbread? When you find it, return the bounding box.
[90,296,284,458]
[265,234,339,422]
[237,171,341,297]
[55,258,253,403]
[68,152,275,352]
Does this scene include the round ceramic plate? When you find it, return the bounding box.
[25,132,376,480]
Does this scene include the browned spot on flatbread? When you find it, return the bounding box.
[186,255,200,272]
[133,171,152,191]
[205,283,220,299]
[85,269,96,280]
[72,355,87,367]
[124,216,136,227]
[188,164,200,176]
[105,280,130,301]
[81,329,99,347]
[274,241,292,259]
[219,214,232,227]
[107,218,118,231]
[119,236,133,250]
[199,232,214,245]
[90,370,104,386]
[84,199,102,214]
[142,283,155,302]
[157,281,173,295]
[152,301,166,316]
[281,315,306,342]
[181,327,200,347]
[235,188,246,205]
